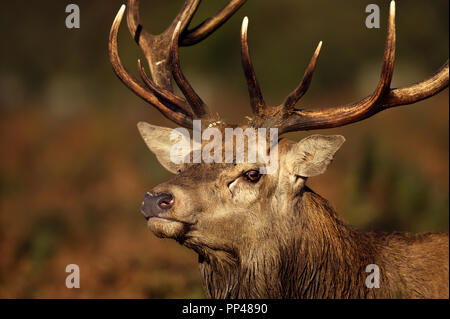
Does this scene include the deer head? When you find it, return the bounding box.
[109,1,449,298]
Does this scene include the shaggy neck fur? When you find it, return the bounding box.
[198,188,384,299]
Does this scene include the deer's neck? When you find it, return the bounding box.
[198,188,380,299]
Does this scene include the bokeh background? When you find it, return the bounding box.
[0,0,448,298]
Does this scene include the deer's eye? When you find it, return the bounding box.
[244,170,261,183]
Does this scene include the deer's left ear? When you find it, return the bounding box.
[286,135,345,177]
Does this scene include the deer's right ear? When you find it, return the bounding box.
[286,135,345,177]
[137,122,190,174]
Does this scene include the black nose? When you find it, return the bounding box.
[141,192,175,220]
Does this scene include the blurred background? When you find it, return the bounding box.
[0,0,448,298]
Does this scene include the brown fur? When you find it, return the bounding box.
[198,189,449,298]
[111,0,449,299]
[139,128,449,299]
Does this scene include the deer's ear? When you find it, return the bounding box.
[137,122,190,174]
[286,135,345,177]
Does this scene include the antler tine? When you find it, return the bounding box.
[126,0,145,43]
[170,22,214,119]
[128,0,198,38]
[384,60,449,106]
[241,17,266,116]
[375,1,396,95]
[328,0,396,114]
[126,0,201,90]
[182,0,248,46]
[119,0,246,126]
[109,5,193,128]
[271,1,448,135]
[137,59,194,116]
[127,0,247,88]
[283,41,323,110]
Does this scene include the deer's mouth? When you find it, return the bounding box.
[147,215,176,222]
[147,217,184,238]
[146,212,195,225]
[147,216,194,239]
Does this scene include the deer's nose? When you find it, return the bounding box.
[141,192,175,220]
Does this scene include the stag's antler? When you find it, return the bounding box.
[109,0,247,128]
[241,1,449,134]
[109,1,448,134]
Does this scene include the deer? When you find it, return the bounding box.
[108,0,449,298]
